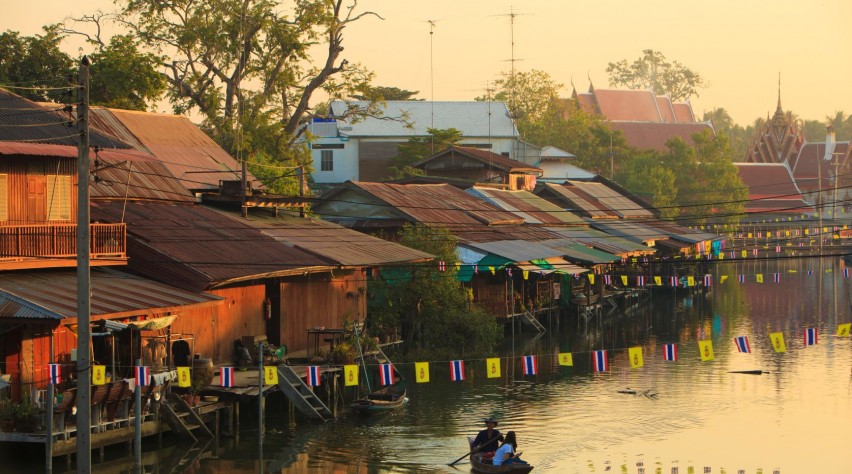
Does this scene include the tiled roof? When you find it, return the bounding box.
[466,186,584,224]
[672,103,695,122]
[735,163,813,214]
[414,146,542,174]
[608,121,713,152]
[574,88,696,124]
[91,201,337,292]
[792,142,849,192]
[0,267,221,320]
[328,101,518,137]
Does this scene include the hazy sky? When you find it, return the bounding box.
[6,0,851,126]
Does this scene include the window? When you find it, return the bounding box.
[46,175,71,221]
[320,150,334,172]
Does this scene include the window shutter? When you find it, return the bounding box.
[47,175,71,221]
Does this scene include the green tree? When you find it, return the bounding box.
[702,108,751,161]
[385,127,462,180]
[88,34,166,110]
[606,49,705,101]
[0,27,73,102]
[351,85,421,101]
[367,225,501,360]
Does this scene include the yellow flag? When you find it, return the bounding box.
[742,250,747,257]
[343,364,359,386]
[415,362,430,383]
[785,230,790,237]
[557,353,573,366]
[687,276,695,287]
[628,347,644,369]
[697,340,715,361]
[837,323,852,337]
[489,266,495,275]
[93,365,106,385]
[718,253,724,260]
[587,274,595,285]
[747,233,753,238]
[522,270,529,280]
[720,275,728,284]
[177,367,192,387]
[264,366,279,385]
[621,275,628,286]
[756,274,764,283]
[486,358,501,378]
[654,276,662,286]
[769,332,786,353]
[804,229,809,235]
[767,231,772,237]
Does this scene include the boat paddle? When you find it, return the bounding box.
[448,436,498,466]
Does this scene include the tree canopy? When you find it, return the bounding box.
[351,85,421,101]
[606,49,705,101]
[385,128,462,180]
[0,27,74,102]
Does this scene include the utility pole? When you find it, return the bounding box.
[299,165,307,218]
[75,55,92,473]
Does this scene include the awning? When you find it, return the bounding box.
[129,315,178,331]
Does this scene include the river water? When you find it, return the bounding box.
[23,256,852,473]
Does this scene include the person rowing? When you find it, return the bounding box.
[471,418,504,461]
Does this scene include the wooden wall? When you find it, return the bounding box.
[0,156,76,225]
[471,277,510,318]
[279,271,365,353]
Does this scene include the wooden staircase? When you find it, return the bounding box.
[276,365,334,421]
[161,393,214,442]
[521,310,547,334]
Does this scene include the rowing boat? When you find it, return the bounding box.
[470,453,534,473]
[350,384,406,414]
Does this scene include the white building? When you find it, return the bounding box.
[306,101,521,184]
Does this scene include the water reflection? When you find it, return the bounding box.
[27,257,852,474]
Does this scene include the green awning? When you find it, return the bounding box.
[458,253,513,282]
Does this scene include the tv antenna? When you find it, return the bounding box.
[424,18,444,149]
[491,7,527,158]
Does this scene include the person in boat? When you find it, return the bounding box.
[471,418,504,460]
[493,431,528,466]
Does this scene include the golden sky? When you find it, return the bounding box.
[6,0,852,126]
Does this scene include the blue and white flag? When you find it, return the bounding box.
[49,363,61,385]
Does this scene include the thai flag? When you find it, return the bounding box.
[522,355,537,375]
[592,350,608,372]
[306,366,321,387]
[775,245,781,253]
[703,275,712,287]
[474,265,478,275]
[844,268,850,278]
[438,260,446,271]
[49,363,61,385]
[773,273,780,283]
[669,276,678,287]
[730,251,735,259]
[807,269,813,275]
[135,366,150,387]
[450,360,465,381]
[379,364,395,386]
[604,274,612,285]
[220,366,234,388]
[636,275,644,286]
[804,328,818,346]
[752,248,758,256]
[663,343,678,361]
[734,336,751,353]
[507,267,513,278]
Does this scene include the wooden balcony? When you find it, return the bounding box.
[0,223,127,270]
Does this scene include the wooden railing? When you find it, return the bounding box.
[0,223,126,269]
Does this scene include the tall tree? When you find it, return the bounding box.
[0,27,74,102]
[88,34,166,110]
[385,128,462,180]
[351,85,421,101]
[606,49,705,101]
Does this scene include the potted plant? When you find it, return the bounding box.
[12,398,37,433]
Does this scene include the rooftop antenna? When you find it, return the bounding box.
[491,7,527,160]
[425,18,443,151]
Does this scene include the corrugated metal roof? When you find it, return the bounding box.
[463,240,567,263]
[316,182,524,226]
[91,201,337,292]
[539,240,620,264]
[544,227,655,257]
[329,101,518,137]
[0,267,222,320]
[589,221,668,244]
[0,89,131,149]
[565,181,654,218]
[467,186,583,224]
[204,207,435,266]
[415,146,542,174]
[645,221,719,244]
[104,109,262,192]
[447,224,564,244]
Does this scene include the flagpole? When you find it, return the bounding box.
[134,359,142,471]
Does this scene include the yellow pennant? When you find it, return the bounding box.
[747,233,753,238]
[486,358,501,378]
[654,276,662,286]
[785,230,790,237]
[837,323,851,337]
[587,274,595,285]
[804,229,809,235]
[343,364,359,386]
[455,262,461,271]
[557,353,573,366]
[93,365,106,385]
[697,340,715,361]
[741,250,747,257]
[767,231,772,237]
[177,367,192,387]
[523,270,529,280]
[621,275,628,286]
[756,274,764,283]
[489,266,495,275]
[720,275,728,284]
[264,366,279,385]
[769,332,786,353]
[415,362,430,383]
[687,276,695,287]
[718,253,724,260]
[628,347,644,369]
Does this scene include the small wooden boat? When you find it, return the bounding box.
[470,453,534,474]
[350,384,406,414]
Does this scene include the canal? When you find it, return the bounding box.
[6,256,852,473]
